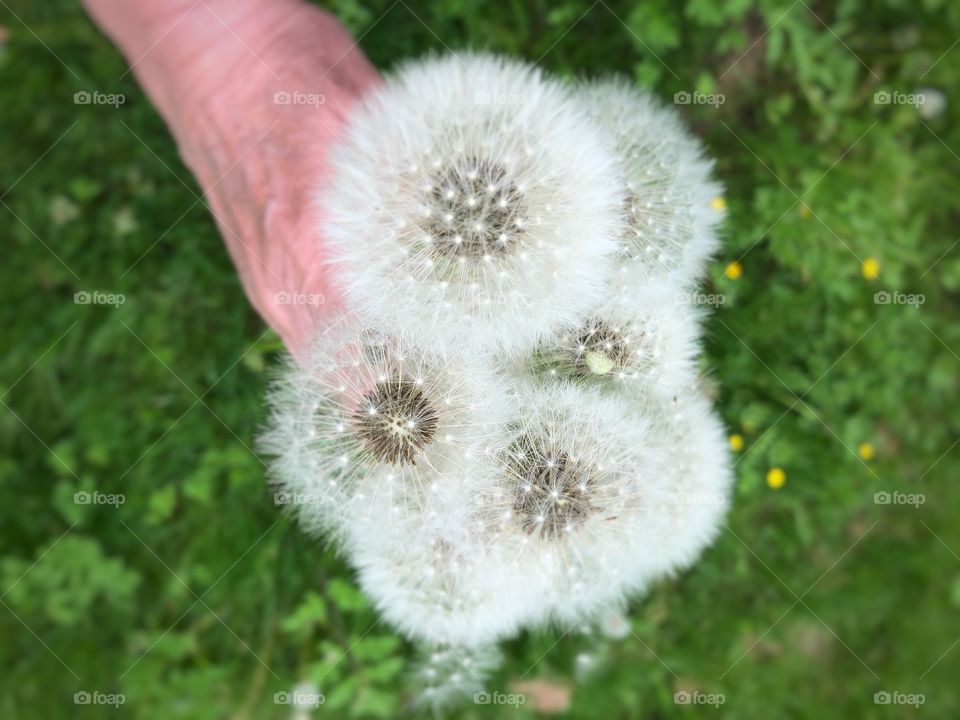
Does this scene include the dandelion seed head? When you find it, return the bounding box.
[258,318,509,540]
[324,54,624,352]
[530,284,704,399]
[578,79,723,291]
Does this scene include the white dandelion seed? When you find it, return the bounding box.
[525,279,705,400]
[286,681,323,719]
[344,500,547,648]
[597,606,631,640]
[259,318,509,540]
[411,643,503,711]
[322,53,624,353]
[574,651,598,681]
[637,387,733,571]
[578,78,723,291]
[551,385,733,626]
[467,383,672,624]
[456,381,733,627]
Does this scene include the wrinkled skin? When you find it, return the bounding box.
[83,0,382,356]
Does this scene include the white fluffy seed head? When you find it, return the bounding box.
[411,643,502,711]
[258,317,509,540]
[467,384,667,619]
[578,78,724,291]
[640,387,732,570]
[525,279,705,400]
[550,385,733,625]
[323,53,624,353]
[460,382,731,627]
[344,502,548,648]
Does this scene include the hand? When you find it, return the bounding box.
[83,0,381,355]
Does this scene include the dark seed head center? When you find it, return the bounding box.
[424,158,525,260]
[509,435,595,539]
[353,379,440,465]
[568,320,632,376]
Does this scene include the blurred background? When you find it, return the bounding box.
[1,0,958,717]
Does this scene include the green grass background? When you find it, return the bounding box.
[2,0,959,717]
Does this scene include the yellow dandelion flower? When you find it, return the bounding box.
[767,467,786,489]
[725,261,742,280]
[862,257,880,280]
[858,442,875,461]
[729,434,744,452]
[710,196,727,212]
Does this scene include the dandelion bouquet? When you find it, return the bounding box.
[261,53,731,707]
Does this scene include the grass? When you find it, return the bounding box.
[2,0,959,717]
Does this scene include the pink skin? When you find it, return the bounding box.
[83,0,382,357]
